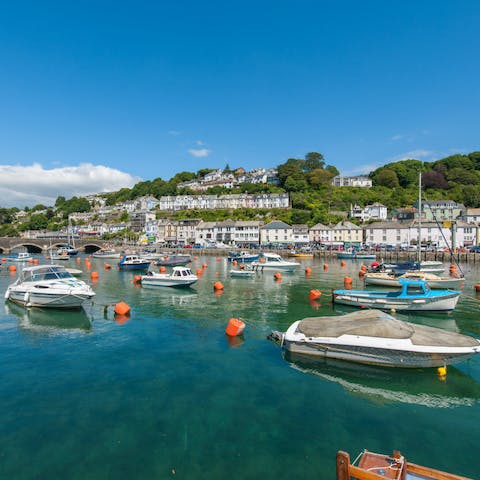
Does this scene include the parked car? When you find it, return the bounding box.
[469,245,480,253]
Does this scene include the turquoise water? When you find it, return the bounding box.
[0,256,479,479]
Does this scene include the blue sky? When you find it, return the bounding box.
[0,1,478,205]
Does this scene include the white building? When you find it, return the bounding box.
[292,224,309,245]
[330,221,363,246]
[309,223,331,244]
[260,220,293,246]
[332,175,372,188]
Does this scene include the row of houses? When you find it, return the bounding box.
[72,218,479,249]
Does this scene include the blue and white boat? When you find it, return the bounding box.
[227,251,259,263]
[333,278,460,312]
[118,255,151,271]
[8,251,33,262]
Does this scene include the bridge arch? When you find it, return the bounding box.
[84,244,103,254]
[10,243,44,254]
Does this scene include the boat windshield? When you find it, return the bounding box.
[26,267,73,282]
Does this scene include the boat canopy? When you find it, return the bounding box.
[296,310,479,347]
[20,265,73,282]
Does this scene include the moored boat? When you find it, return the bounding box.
[364,271,464,289]
[118,255,151,271]
[251,253,299,272]
[277,309,480,368]
[337,250,376,260]
[92,249,121,259]
[227,251,259,263]
[8,251,33,262]
[4,264,95,309]
[336,449,473,480]
[140,266,198,287]
[333,278,460,312]
[156,254,192,267]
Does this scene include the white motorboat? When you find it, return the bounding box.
[140,266,198,287]
[8,251,33,262]
[275,310,480,368]
[333,278,460,312]
[49,249,70,261]
[364,271,464,289]
[230,267,256,277]
[251,253,300,272]
[418,260,445,274]
[5,264,95,309]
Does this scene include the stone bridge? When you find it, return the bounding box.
[0,237,111,254]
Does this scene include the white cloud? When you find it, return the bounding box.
[168,130,180,136]
[195,140,205,146]
[391,134,406,141]
[0,163,139,208]
[188,148,211,158]
[344,163,381,175]
[390,149,435,162]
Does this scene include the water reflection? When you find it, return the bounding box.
[283,351,480,408]
[5,302,92,333]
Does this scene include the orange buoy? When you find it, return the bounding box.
[309,289,321,301]
[90,271,99,280]
[232,260,238,266]
[114,301,131,315]
[361,265,368,271]
[33,258,39,264]
[8,265,16,272]
[225,317,246,336]
[305,267,312,275]
[259,257,266,264]
[133,275,142,284]
[475,284,480,292]
[340,261,346,267]
[196,268,203,275]
[274,272,282,280]
[202,263,207,269]
[194,256,198,260]
[323,264,329,270]
[159,266,166,273]
[76,257,81,263]
[104,263,111,270]
[345,283,353,290]
[217,257,221,262]
[28,258,34,263]
[359,270,365,277]
[344,276,353,284]
[213,281,224,291]
[1,258,6,262]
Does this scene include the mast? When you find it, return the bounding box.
[417,171,421,263]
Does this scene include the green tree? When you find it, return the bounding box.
[376,169,400,188]
[304,152,325,172]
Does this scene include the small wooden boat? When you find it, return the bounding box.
[333,278,460,312]
[364,271,464,289]
[336,449,472,480]
[276,310,480,368]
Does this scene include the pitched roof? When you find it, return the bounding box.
[261,220,292,230]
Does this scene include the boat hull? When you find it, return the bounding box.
[364,274,464,289]
[284,339,477,368]
[6,288,93,309]
[332,291,460,312]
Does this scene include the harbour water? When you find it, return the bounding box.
[0,255,479,479]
